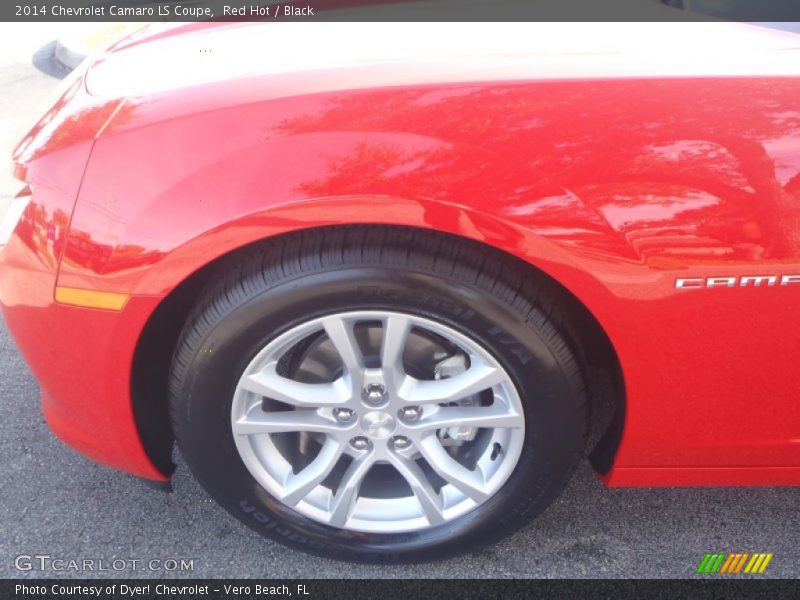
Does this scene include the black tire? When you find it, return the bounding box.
[169,226,588,563]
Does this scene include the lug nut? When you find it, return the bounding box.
[334,408,354,423]
[350,436,371,451]
[362,383,387,406]
[400,406,422,421]
[391,436,411,450]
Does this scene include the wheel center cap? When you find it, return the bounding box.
[360,411,396,439]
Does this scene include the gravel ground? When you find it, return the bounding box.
[0,24,798,580]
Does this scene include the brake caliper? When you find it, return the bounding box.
[433,354,479,446]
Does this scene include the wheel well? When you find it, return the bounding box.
[130,225,625,478]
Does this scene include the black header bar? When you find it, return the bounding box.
[3,0,800,23]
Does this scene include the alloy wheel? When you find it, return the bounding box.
[230,311,525,533]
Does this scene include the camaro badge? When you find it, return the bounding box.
[676,275,800,289]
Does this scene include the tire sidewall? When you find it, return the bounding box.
[173,266,583,562]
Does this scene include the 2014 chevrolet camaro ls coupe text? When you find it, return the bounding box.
[1,22,798,562]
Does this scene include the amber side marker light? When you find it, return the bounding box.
[55,287,130,311]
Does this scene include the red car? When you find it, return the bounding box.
[2,22,799,562]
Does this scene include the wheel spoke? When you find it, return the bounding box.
[233,406,348,436]
[418,434,489,502]
[406,404,523,432]
[322,316,364,380]
[281,438,344,505]
[381,315,411,394]
[398,361,506,404]
[240,363,347,407]
[387,452,446,526]
[327,452,375,527]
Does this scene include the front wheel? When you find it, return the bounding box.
[169,227,588,562]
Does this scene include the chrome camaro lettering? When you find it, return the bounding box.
[740,275,778,287]
[707,277,737,288]
[676,275,800,289]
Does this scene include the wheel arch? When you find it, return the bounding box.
[130,223,626,480]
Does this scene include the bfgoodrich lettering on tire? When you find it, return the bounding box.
[169,226,588,563]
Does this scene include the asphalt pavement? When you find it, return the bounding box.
[0,24,798,580]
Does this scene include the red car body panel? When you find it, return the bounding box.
[2,23,799,485]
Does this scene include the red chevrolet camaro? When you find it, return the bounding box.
[1,22,799,562]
